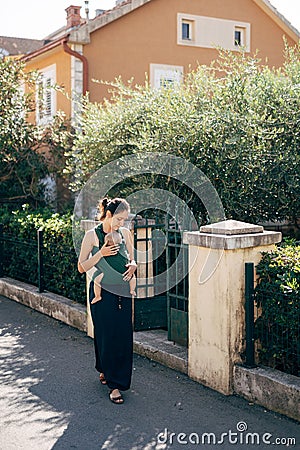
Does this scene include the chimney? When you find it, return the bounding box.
[84,1,89,21]
[65,5,82,29]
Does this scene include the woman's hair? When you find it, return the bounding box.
[96,197,130,221]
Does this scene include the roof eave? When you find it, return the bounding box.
[253,0,300,42]
[20,35,69,62]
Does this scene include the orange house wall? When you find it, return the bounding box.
[85,0,297,102]
[25,47,72,123]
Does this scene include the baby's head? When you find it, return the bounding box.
[104,231,122,246]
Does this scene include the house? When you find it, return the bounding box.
[0,36,43,58]
[21,0,299,125]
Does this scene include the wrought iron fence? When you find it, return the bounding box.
[254,289,299,377]
[132,211,190,345]
[166,216,189,346]
[133,213,167,298]
[0,225,86,304]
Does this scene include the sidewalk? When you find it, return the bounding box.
[0,276,299,423]
[1,295,299,450]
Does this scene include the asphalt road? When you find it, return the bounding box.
[0,295,299,450]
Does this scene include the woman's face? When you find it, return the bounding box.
[106,210,129,231]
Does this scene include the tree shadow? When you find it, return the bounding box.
[1,297,300,450]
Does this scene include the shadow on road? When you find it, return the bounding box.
[1,296,299,450]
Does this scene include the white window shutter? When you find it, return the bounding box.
[36,65,56,125]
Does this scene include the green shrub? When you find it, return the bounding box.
[66,44,300,226]
[0,205,86,304]
[255,239,300,376]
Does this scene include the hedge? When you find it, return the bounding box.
[254,239,300,376]
[0,205,86,304]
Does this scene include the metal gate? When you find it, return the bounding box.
[133,213,189,347]
[166,218,189,347]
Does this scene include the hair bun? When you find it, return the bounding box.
[96,197,129,221]
[102,197,110,209]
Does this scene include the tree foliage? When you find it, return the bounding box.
[255,239,300,376]
[0,58,48,203]
[66,44,300,225]
[0,58,73,207]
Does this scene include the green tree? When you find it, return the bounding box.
[0,58,74,208]
[0,58,48,204]
[66,44,300,225]
[41,111,75,210]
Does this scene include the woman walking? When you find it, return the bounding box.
[78,198,137,404]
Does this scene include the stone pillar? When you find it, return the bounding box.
[183,220,281,395]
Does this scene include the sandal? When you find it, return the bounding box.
[109,389,124,405]
[99,373,107,385]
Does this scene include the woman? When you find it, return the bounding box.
[78,197,137,404]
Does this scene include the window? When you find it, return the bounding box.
[160,77,175,88]
[150,64,183,89]
[36,65,56,125]
[177,13,250,52]
[234,27,245,47]
[182,20,193,40]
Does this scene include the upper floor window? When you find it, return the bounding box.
[36,64,56,125]
[234,27,245,47]
[177,13,250,52]
[182,20,193,40]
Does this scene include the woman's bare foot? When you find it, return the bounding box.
[109,389,124,404]
[99,373,107,385]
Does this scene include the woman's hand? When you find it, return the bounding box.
[99,242,120,257]
[123,260,137,281]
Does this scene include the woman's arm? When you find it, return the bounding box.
[121,227,137,280]
[78,230,100,273]
[121,227,135,262]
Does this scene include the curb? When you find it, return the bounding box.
[0,277,86,332]
[234,365,300,422]
[133,329,188,374]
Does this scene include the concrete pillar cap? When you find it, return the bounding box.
[183,219,282,250]
[200,219,263,235]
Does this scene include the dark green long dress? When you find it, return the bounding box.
[89,223,133,392]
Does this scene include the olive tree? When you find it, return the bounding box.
[0,58,73,207]
[66,44,300,225]
[0,58,47,203]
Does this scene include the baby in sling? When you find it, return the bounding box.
[91,229,136,303]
